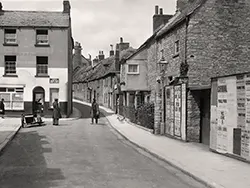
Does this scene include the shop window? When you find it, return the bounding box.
[0,87,24,110]
[49,88,59,108]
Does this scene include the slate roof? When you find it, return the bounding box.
[156,0,206,38]
[0,10,70,27]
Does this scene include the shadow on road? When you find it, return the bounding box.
[0,130,65,188]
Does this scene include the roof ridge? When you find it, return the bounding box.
[3,10,63,13]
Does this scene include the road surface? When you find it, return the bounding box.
[0,103,207,188]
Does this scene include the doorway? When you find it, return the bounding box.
[32,86,45,114]
[200,89,211,145]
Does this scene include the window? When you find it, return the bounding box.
[36,56,48,76]
[50,88,59,108]
[174,40,180,54]
[36,29,49,45]
[4,29,17,44]
[127,64,139,74]
[0,87,24,110]
[5,56,16,75]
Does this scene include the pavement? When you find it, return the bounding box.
[73,99,250,188]
[0,103,205,188]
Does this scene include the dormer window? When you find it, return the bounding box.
[4,29,17,44]
[36,29,49,45]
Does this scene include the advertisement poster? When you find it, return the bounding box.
[217,78,228,153]
[181,83,186,141]
[170,87,174,136]
[165,87,171,135]
[210,105,218,150]
[174,85,181,137]
[226,76,237,154]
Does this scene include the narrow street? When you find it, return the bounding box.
[0,103,206,188]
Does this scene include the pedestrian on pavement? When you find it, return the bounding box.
[0,98,5,119]
[91,98,100,124]
[52,98,61,126]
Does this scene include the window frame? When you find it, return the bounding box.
[4,56,17,76]
[4,29,17,45]
[49,88,59,108]
[36,29,49,45]
[174,40,180,55]
[36,56,49,76]
[127,64,139,75]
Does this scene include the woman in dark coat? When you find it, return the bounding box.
[52,99,61,125]
[91,99,100,124]
[0,98,5,119]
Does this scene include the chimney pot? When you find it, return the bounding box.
[120,37,123,43]
[160,8,163,15]
[155,5,159,15]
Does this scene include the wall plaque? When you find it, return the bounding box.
[50,78,59,84]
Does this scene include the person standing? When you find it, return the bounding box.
[91,99,100,124]
[52,98,61,126]
[0,98,5,119]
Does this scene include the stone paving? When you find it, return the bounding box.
[74,99,250,188]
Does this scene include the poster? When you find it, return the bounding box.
[165,87,171,135]
[217,77,228,153]
[181,83,186,141]
[210,105,218,150]
[174,85,181,137]
[170,87,175,136]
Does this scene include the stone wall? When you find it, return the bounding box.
[187,0,250,88]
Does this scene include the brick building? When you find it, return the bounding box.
[149,0,250,144]
[0,0,74,117]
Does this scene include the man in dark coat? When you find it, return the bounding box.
[91,99,100,124]
[52,99,61,125]
[0,98,5,119]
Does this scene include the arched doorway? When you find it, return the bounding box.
[32,86,45,114]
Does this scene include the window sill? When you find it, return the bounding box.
[3,74,18,77]
[173,53,179,58]
[35,75,50,78]
[35,44,50,47]
[127,72,140,75]
[3,43,18,46]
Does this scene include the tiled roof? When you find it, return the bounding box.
[156,0,206,38]
[0,10,69,27]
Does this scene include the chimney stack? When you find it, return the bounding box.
[110,44,115,57]
[117,37,130,52]
[98,51,105,60]
[153,5,173,33]
[73,41,83,69]
[63,0,71,14]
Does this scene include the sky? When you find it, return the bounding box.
[2,0,176,59]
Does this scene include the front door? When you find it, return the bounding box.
[200,89,211,145]
[33,86,45,114]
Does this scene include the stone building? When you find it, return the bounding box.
[0,0,74,117]
[151,0,250,144]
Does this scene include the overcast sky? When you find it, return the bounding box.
[2,0,176,59]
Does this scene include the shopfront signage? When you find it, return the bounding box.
[50,78,59,84]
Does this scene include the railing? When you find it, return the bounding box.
[118,103,155,130]
[5,34,17,44]
[37,64,48,75]
[36,35,49,44]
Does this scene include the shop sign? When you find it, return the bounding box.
[50,78,59,84]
